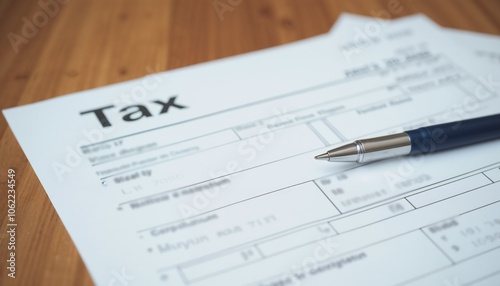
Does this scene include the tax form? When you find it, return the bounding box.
[3,14,500,286]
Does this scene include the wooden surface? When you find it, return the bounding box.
[0,0,499,285]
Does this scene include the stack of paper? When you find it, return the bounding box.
[3,13,500,286]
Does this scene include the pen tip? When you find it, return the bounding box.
[314,153,330,161]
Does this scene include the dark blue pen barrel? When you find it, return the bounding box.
[406,114,500,155]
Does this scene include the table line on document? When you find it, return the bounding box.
[176,265,189,286]
[150,166,499,277]
[314,161,500,215]
[81,52,446,149]
[153,221,340,274]
[254,243,267,259]
[90,82,386,168]
[440,53,498,95]
[306,122,331,146]
[458,196,500,218]
[134,180,336,233]
[318,167,498,237]
[228,63,465,141]
[402,165,499,208]
[79,76,359,148]
[393,265,455,286]
[179,191,500,285]
[90,81,391,170]
[92,64,460,163]
[96,80,472,180]
[89,53,476,180]
[325,197,416,231]
[122,157,498,235]
[169,167,498,265]
[420,228,456,264]
[245,229,447,286]
[155,190,500,284]
[88,80,391,167]
[91,84,384,171]
[396,246,500,286]
[207,194,500,281]
[116,144,352,206]
[322,180,499,237]
[414,180,497,209]
[463,269,500,286]
[203,197,409,261]
[340,109,457,142]
[120,155,498,236]
[321,118,348,142]
[395,201,500,286]
[312,180,342,215]
[185,248,270,285]
[483,173,495,184]
[250,222,337,255]
[91,129,241,166]
[405,197,417,209]
[95,101,475,181]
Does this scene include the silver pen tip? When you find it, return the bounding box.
[314,153,330,161]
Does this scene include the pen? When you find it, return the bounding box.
[314,113,500,163]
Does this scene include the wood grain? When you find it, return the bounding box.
[0,0,499,285]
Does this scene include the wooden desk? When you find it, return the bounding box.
[0,0,499,285]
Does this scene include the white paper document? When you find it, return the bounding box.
[3,14,500,286]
